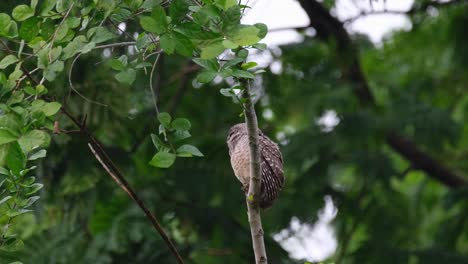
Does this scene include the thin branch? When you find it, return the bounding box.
[94,41,136,49]
[242,79,268,264]
[344,10,408,23]
[48,3,74,62]
[345,0,467,23]
[149,53,162,116]
[67,53,108,107]
[268,26,311,33]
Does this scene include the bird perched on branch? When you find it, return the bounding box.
[227,123,285,209]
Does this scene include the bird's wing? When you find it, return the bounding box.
[259,134,285,208]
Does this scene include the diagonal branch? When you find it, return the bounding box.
[298,0,467,188]
[242,80,268,264]
[61,109,184,264]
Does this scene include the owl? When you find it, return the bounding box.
[226,123,285,209]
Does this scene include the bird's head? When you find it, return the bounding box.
[226,123,264,153]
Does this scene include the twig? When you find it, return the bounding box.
[94,41,136,49]
[67,53,108,106]
[149,53,162,116]
[241,79,268,264]
[48,3,74,62]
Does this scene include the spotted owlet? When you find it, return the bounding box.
[226,123,285,209]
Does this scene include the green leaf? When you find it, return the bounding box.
[66,17,81,29]
[220,88,235,97]
[0,128,18,146]
[149,152,176,168]
[197,71,217,83]
[0,196,12,206]
[141,0,163,9]
[173,32,194,56]
[192,4,220,26]
[151,133,169,151]
[25,183,43,195]
[229,26,260,46]
[0,55,19,70]
[54,23,69,42]
[0,13,13,33]
[0,145,8,167]
[169,0,190,24]
[172,130,191,142]
[157,112,172,127]
[39,0,57,16]
[237,49,249,58]
[42,102,62,116]
[221,57,244,70]
[241,61,258,70]
[7,208,33,217]
[160,33,176,54]
[12,5,34,21]
[19,17,40,41]
[172,118,191,131]
[0,167,9,175]
[140,6,167,34]
[252,43,267,50]
[232,69,255,79]
[21,196,40,208]
[6,141,25,175]
[254,23,268,39]
[88,26,116,44]
[18,130,51,154]
[222,6,241,33]
[192,58,219,71]
[214,0,237,10]
[200,41,225,59]
[28,149,46,160]
[176,144,204,157]
[140,16,158,33]
[47,60,64,72]
[0,237,24,252]
[115,69,136,85]
[62,36,87,59]
[56,0,73,13]
[110,55,127,71]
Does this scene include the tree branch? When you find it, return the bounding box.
[298,0,467,188]
[344,0,467,23]
[242,80,268,263]
[61,109,185,264]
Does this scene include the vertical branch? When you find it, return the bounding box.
[241,80,268,264]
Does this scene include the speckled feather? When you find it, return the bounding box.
[227,123,285,209]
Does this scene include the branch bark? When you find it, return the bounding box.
[242,80,268,263]
[298,0,467,188]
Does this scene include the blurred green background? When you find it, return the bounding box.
[1,0,468,263]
